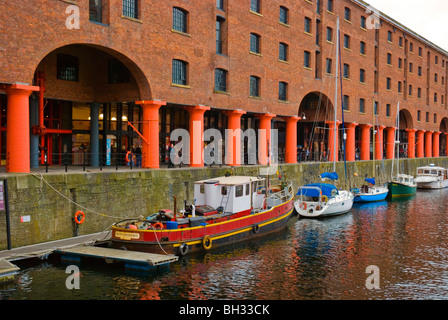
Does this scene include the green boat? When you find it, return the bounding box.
[388,174,417,198]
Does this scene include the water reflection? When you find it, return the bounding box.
[2,189,448,300]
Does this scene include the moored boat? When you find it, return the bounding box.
[388,174,417,198]
[414,164,448,189]
[111,175,294,256]
[352,178,389,203]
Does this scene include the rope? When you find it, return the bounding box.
[147,224,170,255]
[31,173,130,221]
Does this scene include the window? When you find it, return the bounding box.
[387,53,392,65]
[250,76,260,97]
[419,47,422,57]
[409,85,413,96]
[172,59,188,86]
[215,68,227,92]
[123,0,138,19]
[89,0,103,23]
[327,0,334,12]
[426,112,429,122]
[410,42,414,53]
[344,34,350,49]
[418,87,422,98]
[398,58,403,69]
[279,42,288,61]
[305,17,312,34]
[386,104,391,117]
[387,77,391,90]
[108,58,131,84]
[398,81,402,93]
[279,6,288,24]
[326,27,333,42]
[217,0,224,10]
[343,63,350,78]
[434,93,438,103]
[359,98,365,113]
[409,63,413,73]
[279,82,288,101]
[343,95,349,111]
[250,33,261,54]
[360,16,366,29]
[250,0,261,13]
[235,185,244,197]
[435,56,439,65]
[360,69,366,83]
[344,7,351,21]
[418,66,422,76]
[399,37,403,47]
[57,54,79,82]
[304,51,311,68]
[221,186,228,195]
[360,41,366,55]
[216,17,224,54]
[374,101,378,116]
[417,110,421,122]
[434,113,438,124]
[435,73,438,83]
[388,31,393,42]
[326,58,332,74]
[173,7,188,33]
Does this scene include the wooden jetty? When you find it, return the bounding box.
[55,246,179,271]
[0,258,20,283]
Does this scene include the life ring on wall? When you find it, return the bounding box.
[178,243,189,256]
[300,202,307,211]
[126,151,132,163]
[202,235,213,251]
[74,211,85,225]
[153,222,164,230]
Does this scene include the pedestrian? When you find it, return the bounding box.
[168,143,175,168]
[135,144,142,167]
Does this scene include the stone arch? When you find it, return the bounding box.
[399,108,414,130]
[439,117,448,132]
[29,43,152,100]
[298,91,334,122]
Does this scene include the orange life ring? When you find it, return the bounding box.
[153,222,164,230]
[74,211,85,225]
[126,151,132,163]
[300,202,307,210]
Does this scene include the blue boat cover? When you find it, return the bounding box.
[365,178,376,185]
[296,183,338,198]
[320,172,339,181]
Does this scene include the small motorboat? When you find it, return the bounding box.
[352,178,389,203]
[388,174,417,198]
[111,175,294,256]
[414,164,448,189]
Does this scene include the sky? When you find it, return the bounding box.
[364,0,448,51]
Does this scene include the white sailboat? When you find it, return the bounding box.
[295,17,354,218]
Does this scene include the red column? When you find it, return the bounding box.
[5,84,40,173]
[406,129,417,159]
[257,113,276,165]
[375,125,386,160]
[284,116,300,164]
[446,133,448,157]
[386,127,396,160]
[416,130,425,158]
[425,131,433,158]
[360,124,373,161]
[224,110,246,166]
[185,105,210,167]
[433,131,440,158]
[345,123,358,161]
[326,121,341,162]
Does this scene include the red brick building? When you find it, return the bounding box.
[0,0,447,172]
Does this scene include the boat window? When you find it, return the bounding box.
[245,184,250,195]
[418,170,423,175]
[235,185,244,197]
[431,170,437,175]
[200,184,205,194]
[425,170,430,174]
[221,186,227,195]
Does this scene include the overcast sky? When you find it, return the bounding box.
[364,0,448,51]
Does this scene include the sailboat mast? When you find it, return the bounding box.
[333,17,340,173]
[396,102,400,176]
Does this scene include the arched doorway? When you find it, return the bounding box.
[26,44,151,168]
[398,109,414,158]
[440,117,448,156]
[298,92,334,162]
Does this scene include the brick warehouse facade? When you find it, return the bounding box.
[0,0,448,172]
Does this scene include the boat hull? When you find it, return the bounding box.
[354,187,389,203]
[111,199,294,256]
[388,182,417,198]
[295,191,354,218]
[416,179,448,189]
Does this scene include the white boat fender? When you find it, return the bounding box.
[178,243,189,256]
[191,204,196,218]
